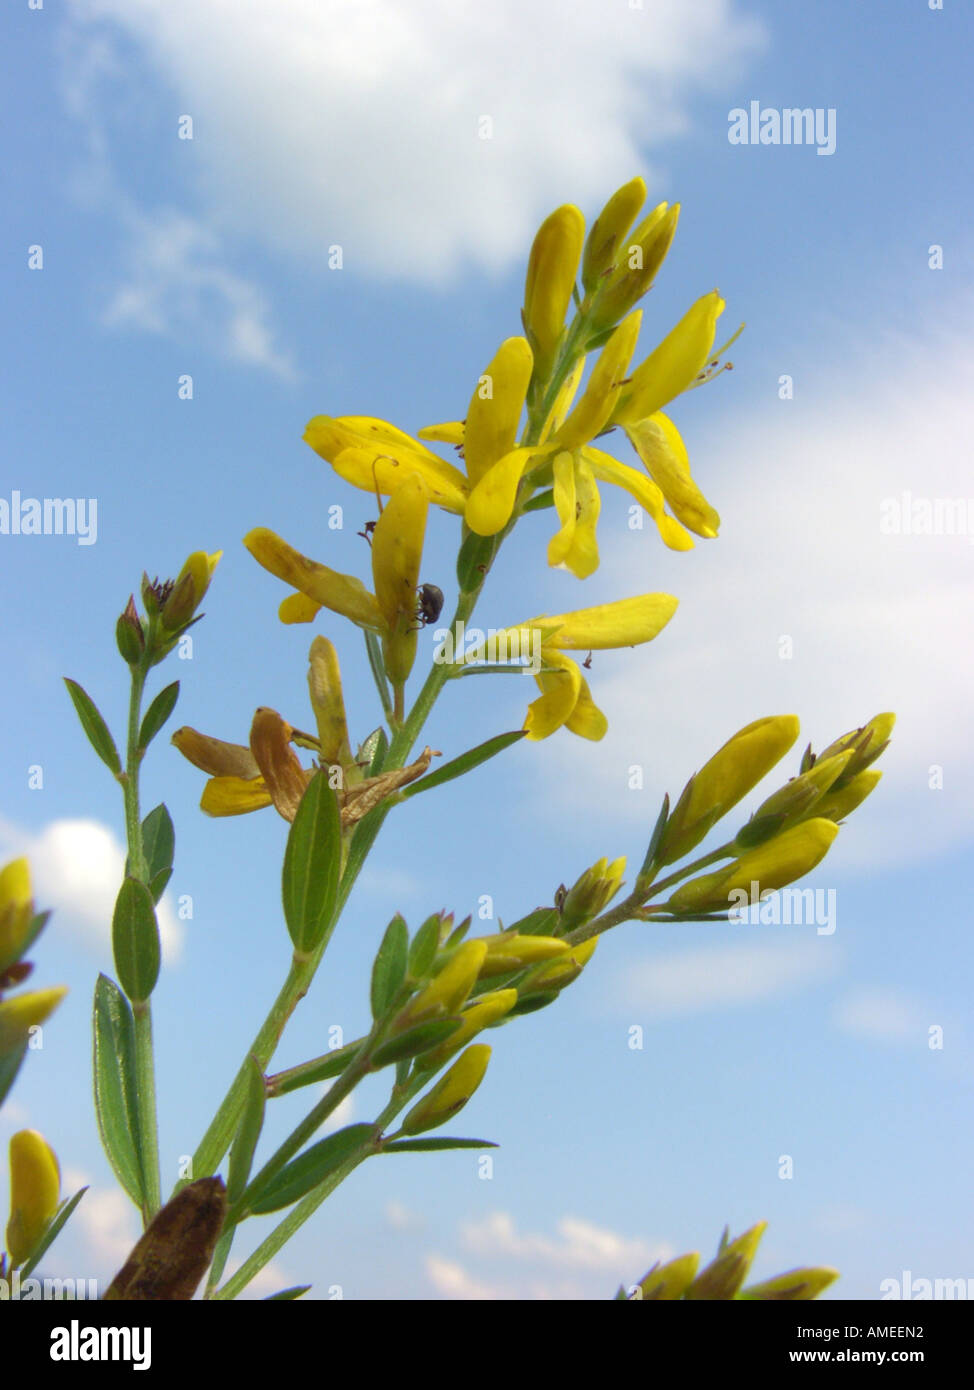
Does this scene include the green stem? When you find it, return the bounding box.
[121,662,161,1220]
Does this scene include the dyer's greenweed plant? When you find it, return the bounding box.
[2,178,893,1301]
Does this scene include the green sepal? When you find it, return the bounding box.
[282,770,342,954]
[401,731,526,800]
[408,914,444,981]
[504,906,560,937]
[522,488,555,513]
[227,1056,266,1205]
[382,1137,498,1153]
[638,794,670,880]
[370,915,409,1020]
[92,973,145,1208]
[456,530,498,593]
[63,678,121,776]
[248,1124,379,1216]
[370,1018,463,1068]
[734,811,787,851]
[138,681,180,749]
[507,990,560,1017]
[112,877,160,1002]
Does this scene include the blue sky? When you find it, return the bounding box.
[1,0,972,1299]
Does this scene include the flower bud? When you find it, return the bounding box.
[308,636,353,768]
[0,858,35,974]
[634,1251,700,1301]
[812,768,882,824]
[115,597,146,666]
[739,1266,839,1300]
[734,751,852,848]
[581,178,647,294]
[666,819,838,914]
[658,716,800,866]
[6,1129,60,1265]
[396,940,487,1029]
[523,204,585,379]
[414,990,517,1072]
[518,937,598,998]
[559,857,626,927]
[589,203,679,332]
[0,987,68,1057]
[400,1044,491,1135]
[685,1222,766,1300]
[818,712,895,787]
[477,933,571,979]
[160,551,221,632]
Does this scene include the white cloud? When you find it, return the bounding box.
[425,1253,504,1300]
[64,0,763,283]
[0,817,184,964]
[527,314,974,872]
[460,1210,662,1272]
[317,1086,355,1132]
[833,988,925,1044]
[614,940,838,1017]
[385,1199,424,1232]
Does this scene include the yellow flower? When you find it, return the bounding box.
[612,291,726,426]
[666,819,839,914]
[522,204,586,378]
[0,857,34,973]
[303,416,469,513]
[6,1130,60,1266]
[400,1044,491,1135]
[0,987,67,1057]
[463,594,678,740]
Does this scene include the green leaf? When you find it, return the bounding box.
[0,1041,28,1109]
[141,804,175,902]
[112,877,161,1002]
[639,793,671,879]
[227,1057,266,1204]
[401,731,526,800]
[281,771,342,954]
[382,1137,498,1153]
[92,974,144,1208]
[505,906,560,937]
[138,681,180,749]
[507,990,559,1017]
[20,1186,88,1279]
[408,914,443,980]
[63,678,121,776]
[270,1042,364,1096]
[265,1286,312,1301]
[456,530,498,593]
[522,487,555,513]
[249,1124,379,1216]
[444,915,472,949]
[371,1018,462,1068]
[370,915,409,1020]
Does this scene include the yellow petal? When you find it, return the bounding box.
[370,473,429,687]
[244,528,384,631]
[565,672,609,740]
[585,446,694,551]
[464,337,534,486]
[172,727,260,779]
[200,776,273,817]
[564,453,601,579]
[546,451,578,569]
[524,653,582,740]
[0,987,67,1055]
[401,1044,491,1135]
[613,290,725,425]
[6,1130,60,1265]
[308,636,352,767]
[418,421,465,445]
[554,311,641,449]
[0,858,32,915]
[623,412,720,538]
[539,357,586,444]
[535,594,680,650]
[523,205,585,374]
[581,177,648,293]
[305,416,468,513]
[465,446,554,536]
[279,593,323,624]
[668,819,839,913]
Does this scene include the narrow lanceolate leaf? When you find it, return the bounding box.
[141,804,175,906]
[63,678,121,775]
[407,914,443,981]
[370,1018,463,1068]
[382,1137,498,1153]
[401,731,527,799]
[265,1286,312,1301]
[281,771,342,954]
[112,877,161,1002]
[138,681,180,749]
[370,915,409,1020]
[20,1186,88,1279]
[227,1056,266,1204]
[248,1124,379,1216]
[92,974,144,1209]
[103,1178,227,1301]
